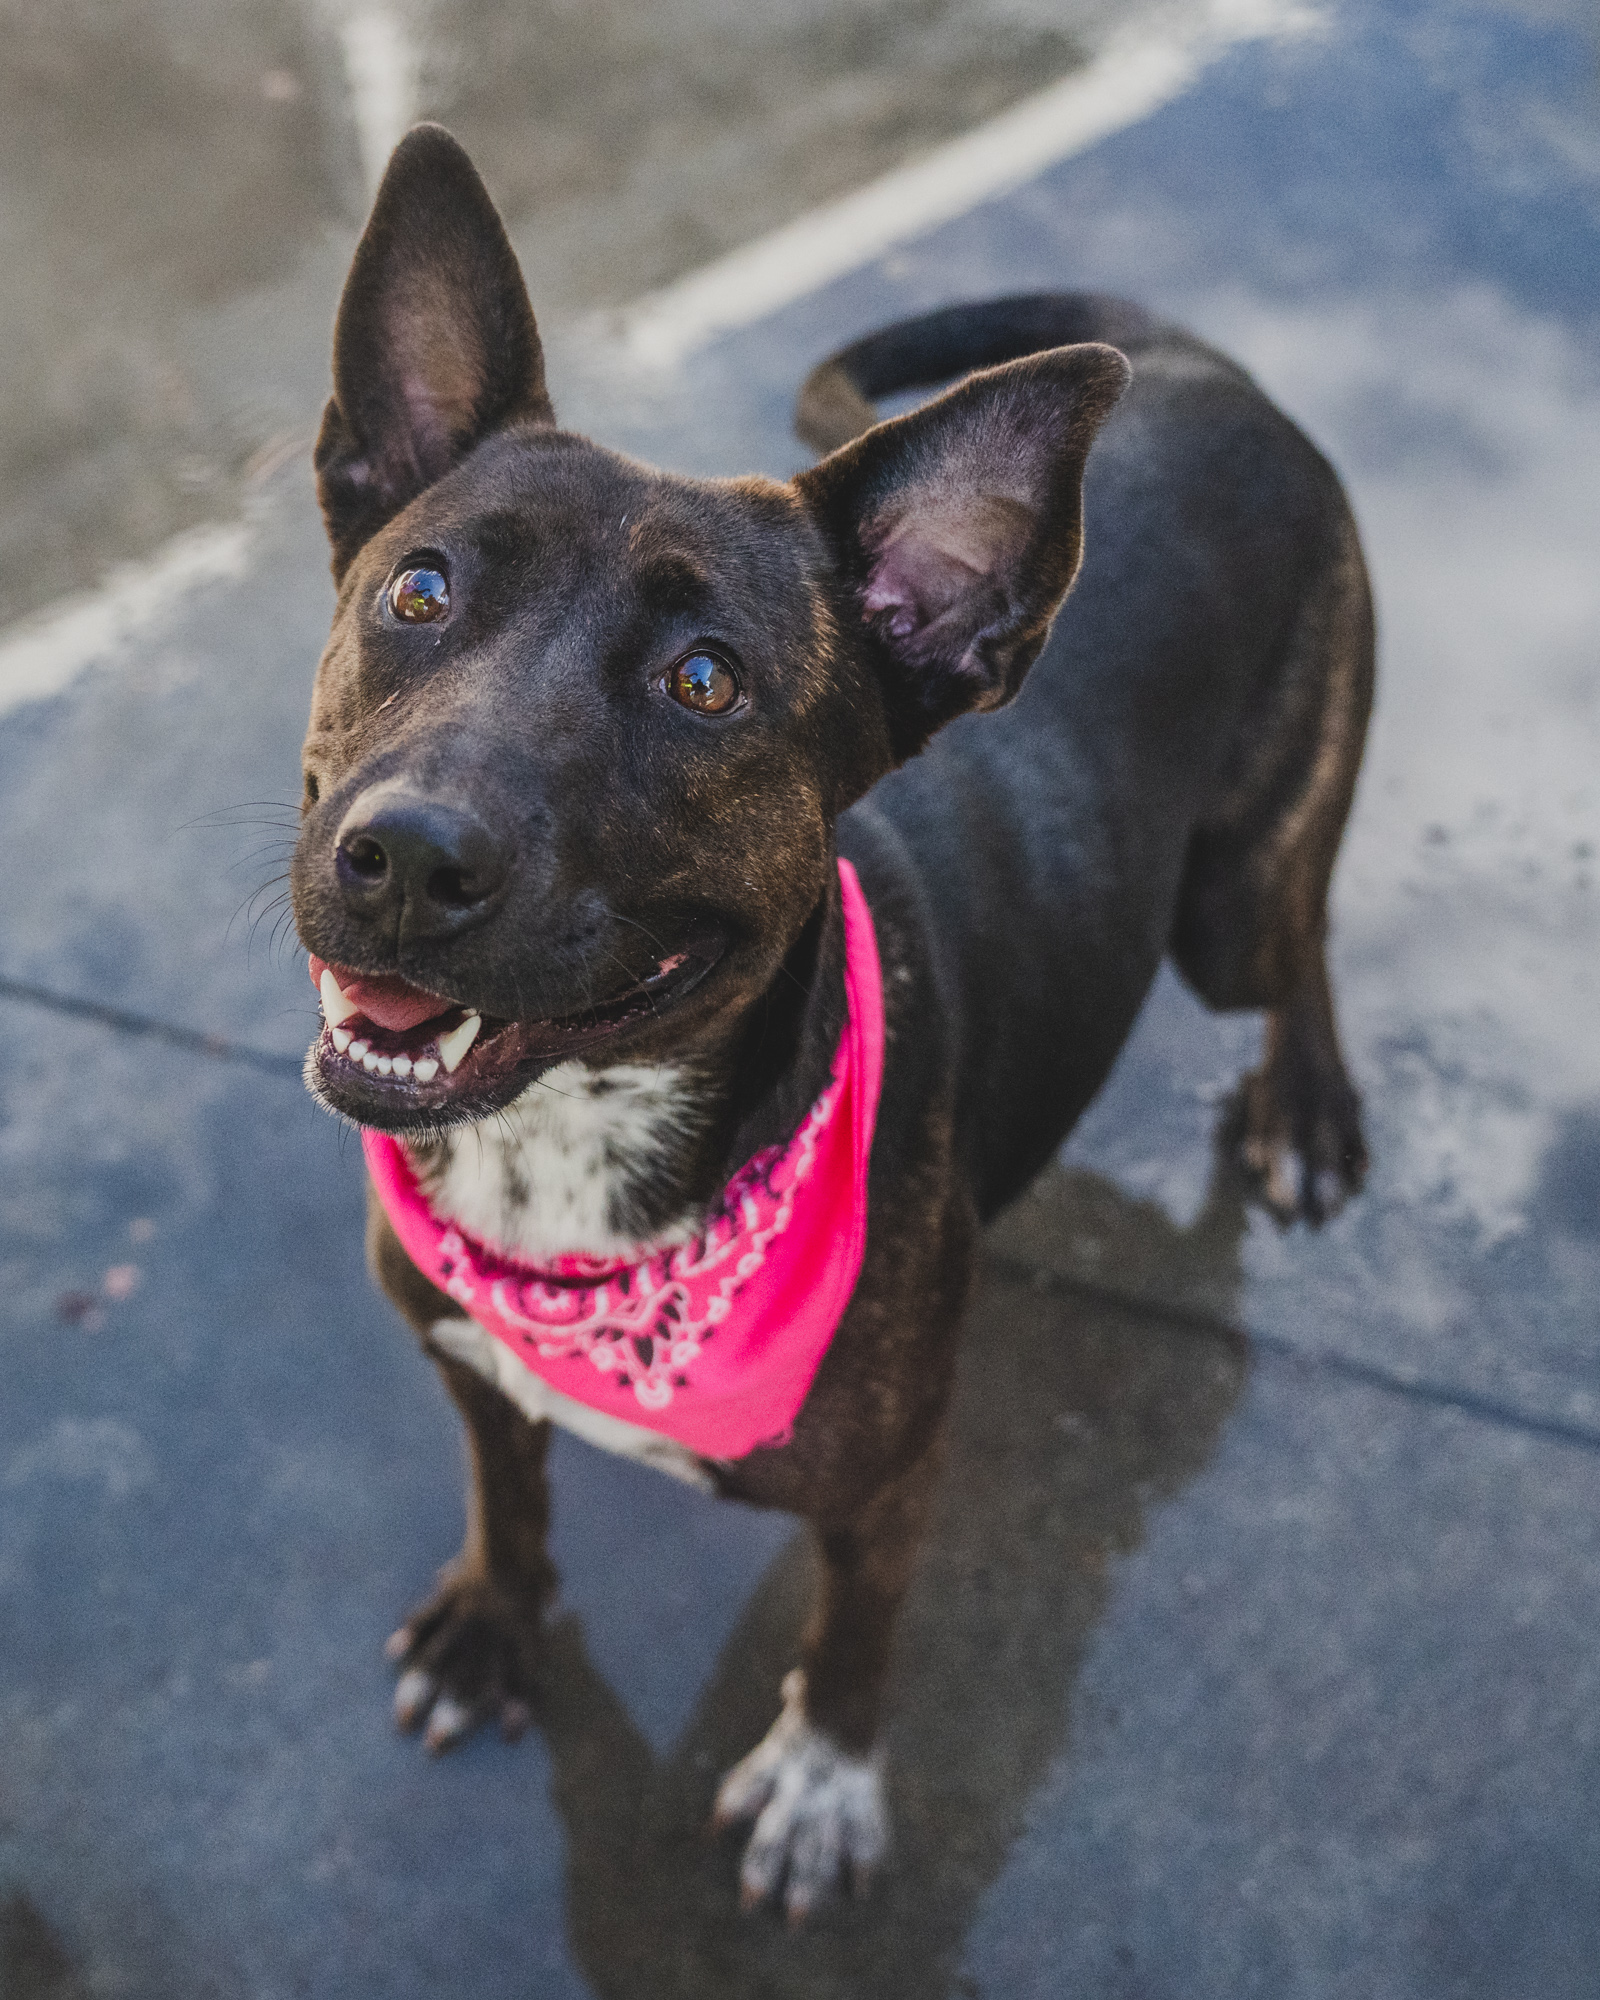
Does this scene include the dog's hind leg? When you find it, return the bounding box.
[367,1191,558,1750]
[1169,507,1375,1225]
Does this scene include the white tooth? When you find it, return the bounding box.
[438,1014,482,1074]
[362,1051,380,1072]
[376,1055,394,1076]
[392,1055,413,1079]
[348,1039,369,1058]
[319,968,360,1028]
[412,1057,439,1083]
[331,1028,352,1054]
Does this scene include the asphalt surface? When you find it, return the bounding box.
[3,0,1600,1994]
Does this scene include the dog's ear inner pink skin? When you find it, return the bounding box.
[795,344,1131,761]
[314,123,555,578]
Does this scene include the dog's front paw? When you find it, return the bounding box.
[712,1669,889,1923]
[385,1569,545,1754]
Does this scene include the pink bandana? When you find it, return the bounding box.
[363,859,884,1460]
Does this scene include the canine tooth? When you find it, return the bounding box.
[376,1055,394,1076]
[412,1057,439,1083]
[319,968,360,1027]
[348,1038,369,1058]
[362,1051,380,1072]
[392,1055,413,1079]
[438,1014,482,1074]
[331,1027,352,1054]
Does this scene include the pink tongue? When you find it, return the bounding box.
[309,957,455,1034]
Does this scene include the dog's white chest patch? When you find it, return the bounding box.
[409,1061,703,1264]
[407,1063,715,1482]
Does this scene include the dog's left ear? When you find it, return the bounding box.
[315,124,555,577]
[796,344,1130,759]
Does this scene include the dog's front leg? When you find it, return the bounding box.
[714,1442,942,1921]
[387,1342,559,1750]
[368,1191,558,1751]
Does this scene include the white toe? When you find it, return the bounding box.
[393,1667,435,1729]
[424,1693,474,1752]
[718,1669,888,1916]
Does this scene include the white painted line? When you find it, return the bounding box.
[607,0,1321,369]
[340,5,420,199]
[0,521,253,723]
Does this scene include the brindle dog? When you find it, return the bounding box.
[290,126,1370,1919]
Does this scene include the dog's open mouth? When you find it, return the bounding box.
[305,944,720,1125]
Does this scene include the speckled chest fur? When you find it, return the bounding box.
[402,1062,724,1489]
[407,1061,706,1265]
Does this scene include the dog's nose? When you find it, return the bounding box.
[334,787,511,938]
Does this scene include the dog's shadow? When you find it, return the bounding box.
[533,1152,1251,1996]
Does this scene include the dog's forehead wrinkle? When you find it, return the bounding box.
[344,431,644,592]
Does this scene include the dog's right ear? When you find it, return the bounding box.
[314,124,554,578]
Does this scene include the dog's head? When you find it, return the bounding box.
[291,127,1128,1133]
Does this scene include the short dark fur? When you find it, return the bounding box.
[293,130,1371,1911]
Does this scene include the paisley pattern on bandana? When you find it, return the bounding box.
[428,1077,839,1412]
[364,857,884,1462]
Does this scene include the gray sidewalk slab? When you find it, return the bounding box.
[3,0,1599,1994]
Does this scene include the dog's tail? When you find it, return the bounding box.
[794,292,1171,454]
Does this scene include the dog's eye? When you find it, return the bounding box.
[388,564,450,624]
[664,651,741,715]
